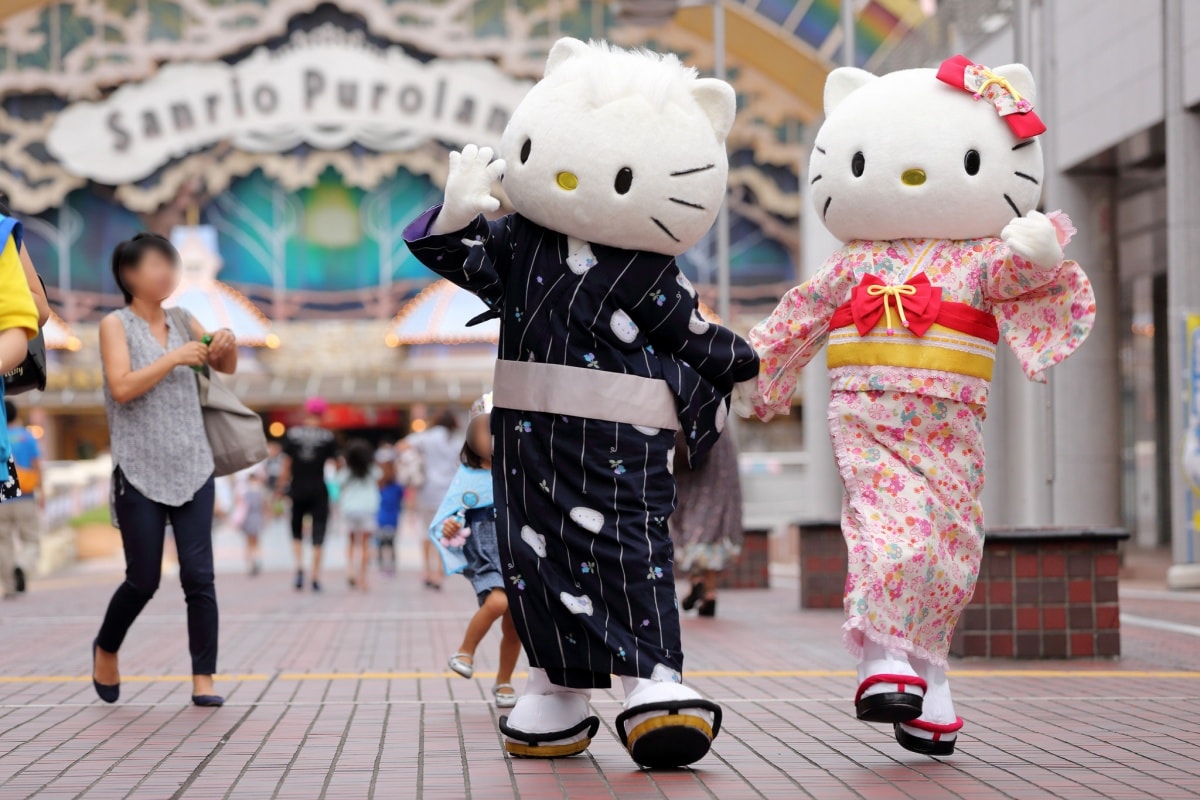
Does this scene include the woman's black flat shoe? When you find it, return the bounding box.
[192,694,225,707]
[681,581,706,611]
[697,598,717,618]
[91,639,119,704]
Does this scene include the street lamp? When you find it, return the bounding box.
[613,0,731,324]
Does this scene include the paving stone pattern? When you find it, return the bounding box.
[1,526,1199,799]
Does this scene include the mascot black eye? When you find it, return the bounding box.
[520,138,532,165]
[964,149,981,176]
[614,167,633,194]
[851,151,865,178]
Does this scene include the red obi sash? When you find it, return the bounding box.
[826,274,1001,381]
[830,274,999,343]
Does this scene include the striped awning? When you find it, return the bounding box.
[387,280,500,347]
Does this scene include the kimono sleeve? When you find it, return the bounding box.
[984,239,1096,383]
[624,255,759,395]
[403,205,517,311]
[748,249,854,421]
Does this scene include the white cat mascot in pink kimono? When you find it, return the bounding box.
[737,55,1095,755]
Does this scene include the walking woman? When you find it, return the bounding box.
[92,233,238,707]
[670,428,745,618]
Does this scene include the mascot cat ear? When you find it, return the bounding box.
[824,67,878,116]
[988,63,1037,106]
[545,37,592,76]
[691,78,737,141]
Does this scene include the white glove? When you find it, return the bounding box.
[1000,209,1062,269]
[731,378,757,419]
[431,144,507,235]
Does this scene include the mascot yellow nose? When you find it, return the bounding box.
[901,168,927,186]
[556,171,579,190]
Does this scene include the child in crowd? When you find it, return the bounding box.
[375,450,403,576]
[430,394,520,708]
[337,439,381,591]
[235,467,268,576]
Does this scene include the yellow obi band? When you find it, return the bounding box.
[827,322,998,381]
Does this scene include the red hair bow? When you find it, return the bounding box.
[936,54,1046,139]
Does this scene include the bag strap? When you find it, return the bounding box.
[167,306,211,381]
[166,306,195,342]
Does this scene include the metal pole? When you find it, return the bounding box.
[713,0,731,323]
[1165,0,1200,587]
[841,0,855,67]
[1012,0,1032,62]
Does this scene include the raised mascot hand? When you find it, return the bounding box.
[431,144,507,235]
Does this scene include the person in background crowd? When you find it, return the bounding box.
[670,428,745,618]
[234,466,267,576]
[0,202,42,507]
[337,439,380,590]
[375,448,403,576]
[263,439,286,526]
[0,401,42,598]
[276,397,338,592]
[400,409,462,590]
[93,232,238,707]
[0,195,50,328]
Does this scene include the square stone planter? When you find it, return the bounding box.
[950,527,1129,659]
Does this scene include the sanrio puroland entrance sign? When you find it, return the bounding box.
[46,25,532,185]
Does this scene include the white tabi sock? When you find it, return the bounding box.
[909,658,956,725]
[858,639,921,700]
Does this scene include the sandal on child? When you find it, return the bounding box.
[855,673,927,723]
[494,684,518,708]
[894,716,963,756]
[448,653,474,679]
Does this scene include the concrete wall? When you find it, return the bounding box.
[1183,0,1200,107]
[1050,0,1164,169]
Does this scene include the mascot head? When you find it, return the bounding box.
[500,37,736,256]
[810,56,1046,243]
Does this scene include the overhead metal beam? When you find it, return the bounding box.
[673,2,824,122]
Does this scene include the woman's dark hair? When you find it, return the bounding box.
[434,408,458,432]
[459,415,489,469]
[344,438,374,480]
[460,439,485,469]
[111,232,179,304]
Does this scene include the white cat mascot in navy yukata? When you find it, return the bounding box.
[404,38,760,768]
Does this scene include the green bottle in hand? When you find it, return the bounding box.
[192,335,213,372]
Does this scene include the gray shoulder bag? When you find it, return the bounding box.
[168,307,269,476]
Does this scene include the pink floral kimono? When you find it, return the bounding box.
[750,232,1094,666]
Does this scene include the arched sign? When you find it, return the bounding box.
[46,25,532,185]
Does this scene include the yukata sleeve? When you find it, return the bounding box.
[624,255,759,395]
[403,205,516,311]
[748,250,854,421]
[984,238,1096,383]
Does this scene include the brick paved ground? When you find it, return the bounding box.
[2,522,1199,799]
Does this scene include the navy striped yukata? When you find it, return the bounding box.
[404,206,759,689]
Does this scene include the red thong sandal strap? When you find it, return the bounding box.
[854,674,929,704]
[902,716,964,736]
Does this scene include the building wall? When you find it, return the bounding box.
[1183,0,1200,107]
[1050,0,1164,169]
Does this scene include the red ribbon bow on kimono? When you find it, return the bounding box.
[936,54,1046,139]
[849,273,943,338]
